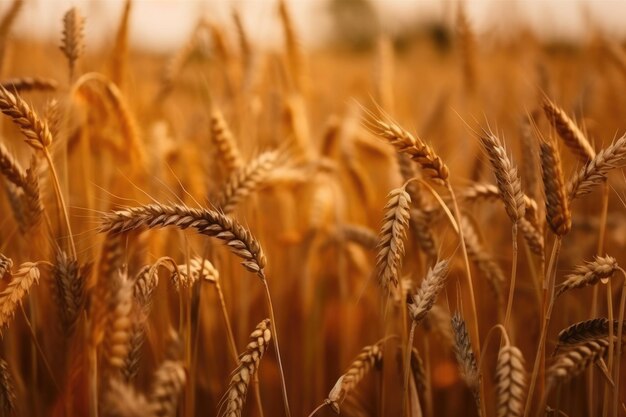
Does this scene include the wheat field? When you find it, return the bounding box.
[1,1,626,416]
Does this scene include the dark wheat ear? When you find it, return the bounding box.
[0,358,15,415]
[451,312,481,412]
[554,318,620,354]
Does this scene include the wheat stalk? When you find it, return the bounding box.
[219,319,271,417]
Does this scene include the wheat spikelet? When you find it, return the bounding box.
[210,107,243,175]
[325,341,383,414]
[556,255,619,297]
[102,378,153,417]
[554,319,620,354]
[148,332,186,417]
[451,312,480,410]
[547,338,610,387]
[539,137,571,236]
[216,150,282,214]
[370,117,448,183]
[60,7,85,78]
[568,135,626,200]
[52,249,86,333]
[341,224,378,250]
[100,203,266,277]
[375,187,411,290]
[0,255,11,280]
[542,98,595,162]
[0,85,53,150]
[407,259,450,324]
[0,359,15,415]
[0,262,40,331]
[0,77,58,93]
[0,142,26,188]
[496,345,526,417]
[461,216,505,302]
[219,319,271,417]
[479,132,525,223]
[103,270,133,373]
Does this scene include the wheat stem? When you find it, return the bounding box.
[611,268,626,417]
[402,321,416,417]
[504,223,519,332]
[262,279,291,417]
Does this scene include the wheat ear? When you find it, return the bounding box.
[216,150,283,214]
[100,203,266,277]
[0,262,40,331]
[0,141,26,189]
[496,332,526,417]
[219,319,271,417]
[542,98,595,162]
[556,255,619,297]
[375,186,411,291]
[210,107,243,175]
[325,341,383,414]
[0,358,15,415]
[568,135,626,201]
[539,137,571,236]
[148,332,186,417]
[60,7,85,81]
[52,249,86,333]
[451,312,481,413]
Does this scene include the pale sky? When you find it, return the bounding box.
[7,1,626,52]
